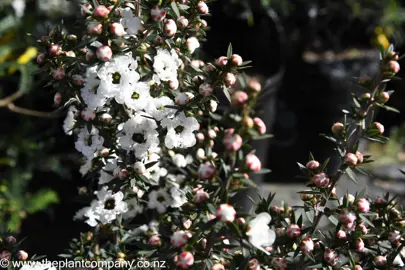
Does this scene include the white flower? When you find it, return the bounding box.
[79,157,93,176]
[170,187,187,208]
[75,126,104,158]
[144,162,167,184]
[161,112,198,149]
[144,96,176,121]
[81,66,108,110]
[171,230,191,247]
[172,154,193,167]
[153,48,182,84]
[124,82,153,111]
[148,189,172,213]
[63,106,77,135]
[166,174,186,188]
[92,187,128,224]
[74,201,99,227]
[186,37,200,54]
[99,156,119,185]
[118,114,159,159]
[12,0,26,18]
[121,8,144,36]
[246,212,276,255]
[122,198,143,220]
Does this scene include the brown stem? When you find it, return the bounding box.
[7,102,59,118]
[0,90,24,107]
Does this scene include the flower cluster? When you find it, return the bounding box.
[32,0,405,269]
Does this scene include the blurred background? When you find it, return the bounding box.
[1,0,405,258]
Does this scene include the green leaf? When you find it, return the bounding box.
[171,2,180,18]
[26,189,59,214]
[346,167,357,184]
[252,134,274,140]
[227,43,233,58]
[328,215,339,226]
[297,190,321,195]
[377,104,400,113]
[223,87,231,102]
[359,213,375,228]
[253,168,271,175]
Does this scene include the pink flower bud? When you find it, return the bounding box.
[52,67,65,80]
[248,80,261,92]
[358,224,368,234]
[340,208,356,224]
[197,1,209,14]
[215,56,228,66]
[272,257,287,270]
[354,265,363,270]
[36,53,46,64]
[223,128,243,151]
[225,73,236,87]
[377,91,390,104]
[374,196,387,207]
[164,19,177,37]
[148,234,161,246]
[71,74,84,86]
[199,83,213,96]
[253,117,266,134]
[323,248,338,266]
[300,237,314,254]
[337,230,347,240]
[196,133,205,142]
[306,160,320,169]
[211,264,225,270]
[245,153,261,172]
[176,251,194,269]
[375,255,387,266]
[151,6,166,21]
[81,108,96,121]
[356,238,364,252]
[205,63,216,72]
[194,189,209,203]
[357,198,370,213]
[133,161,146,174]
[340,193,355,205]
[198,162,216,179]
[171,230,191,247]
[86,49,95,61]
[248,259,260,270]
[216,203,236,222]
[388,230,401,244]
[81,3,93,16]
[93,5,110,18]
[390,61,400,73]
[54,92,62,105]
[312,172,329,188]
[177,16,189,28]
[118,168,128,179]
[110,23,126,36]
[96,46,113,61]
[355,151,364,164]
[6,236,16,244]
[344,153,358,167]
[231,54,243,66]
[186,37,200,54]
[100,113,112,123]
[210,100,218,112]
[0,250,11,261]
[49,44,61,56]
[231,91,248,105]
[331,122,344,136]
[17,250,28,261]
[87,21,103,35]
[373,122,384,134]
[286,224,301,238]
[99,148,110,157]
[175,93,191,105]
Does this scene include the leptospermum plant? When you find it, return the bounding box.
[14,0,404,269]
